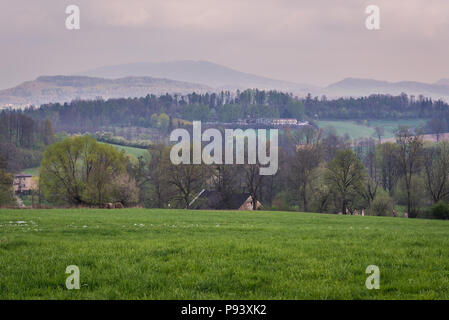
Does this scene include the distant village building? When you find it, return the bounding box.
[189,190,262,210]
[13,173,34,195]
[272,118,298,126]
[254,118,309,127]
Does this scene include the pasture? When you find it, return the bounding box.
[101,142,149,159]
[0,209,448,299]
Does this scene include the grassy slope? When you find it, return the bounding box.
[100,142,149,159]
[21,167,40,176]
[317,119,428,139]
[0,209,448,299]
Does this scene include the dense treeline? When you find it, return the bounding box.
[19,91,449,135]
[0,112,55,172]
[303,93,448,119]
[21,90,304,132]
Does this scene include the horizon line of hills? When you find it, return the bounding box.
[2,60,449,108]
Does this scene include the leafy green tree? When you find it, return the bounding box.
[430,201,449,219]
[158,113,170,133]
[150,113,159,128]
[40,136,128,206]
[369,193,395,216]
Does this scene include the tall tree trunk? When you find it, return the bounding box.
[303,180,308,212]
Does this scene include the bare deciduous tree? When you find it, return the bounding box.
[423,141,449,203]
[395,126,424,215]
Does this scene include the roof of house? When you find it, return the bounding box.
[14,173,33,178]
[189,190,252,210]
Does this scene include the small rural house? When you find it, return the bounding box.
[189,189,263,210]
[13,173,33,195]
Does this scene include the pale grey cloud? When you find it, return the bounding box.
[1,0,449,89]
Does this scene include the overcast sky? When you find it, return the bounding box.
[1,0,449,89]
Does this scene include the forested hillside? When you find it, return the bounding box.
[23,90,304,132]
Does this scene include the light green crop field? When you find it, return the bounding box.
[0,209,448,300]
[21,167,40,176]
[102,143,149,159]
[317,119,429,140]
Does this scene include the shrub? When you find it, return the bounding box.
[271,192,290,211]
[369,194,395,216]
[430,201,449,220]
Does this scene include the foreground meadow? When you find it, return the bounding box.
[0,209,448,299]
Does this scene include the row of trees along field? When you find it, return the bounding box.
[0,112,55,172]
[25,126,449,219]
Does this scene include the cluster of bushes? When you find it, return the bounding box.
[369,193,395,216]
[430,201,449,220]
[366,194,449,220]
[93,132,151,149]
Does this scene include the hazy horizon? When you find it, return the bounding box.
[1,0,449,90]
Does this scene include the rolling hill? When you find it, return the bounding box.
[0,75,211,108]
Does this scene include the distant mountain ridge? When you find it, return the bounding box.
[436,79,449,86]
[323,77,449,100]
[2,60,449,108]
[0,75,211,108]
[83,60,449,100]
[81,60,317,93]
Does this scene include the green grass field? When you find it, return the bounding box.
[101,143,149,159]
[317,119,429,139]
[21,167,40,176]
[0,209,448,299]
